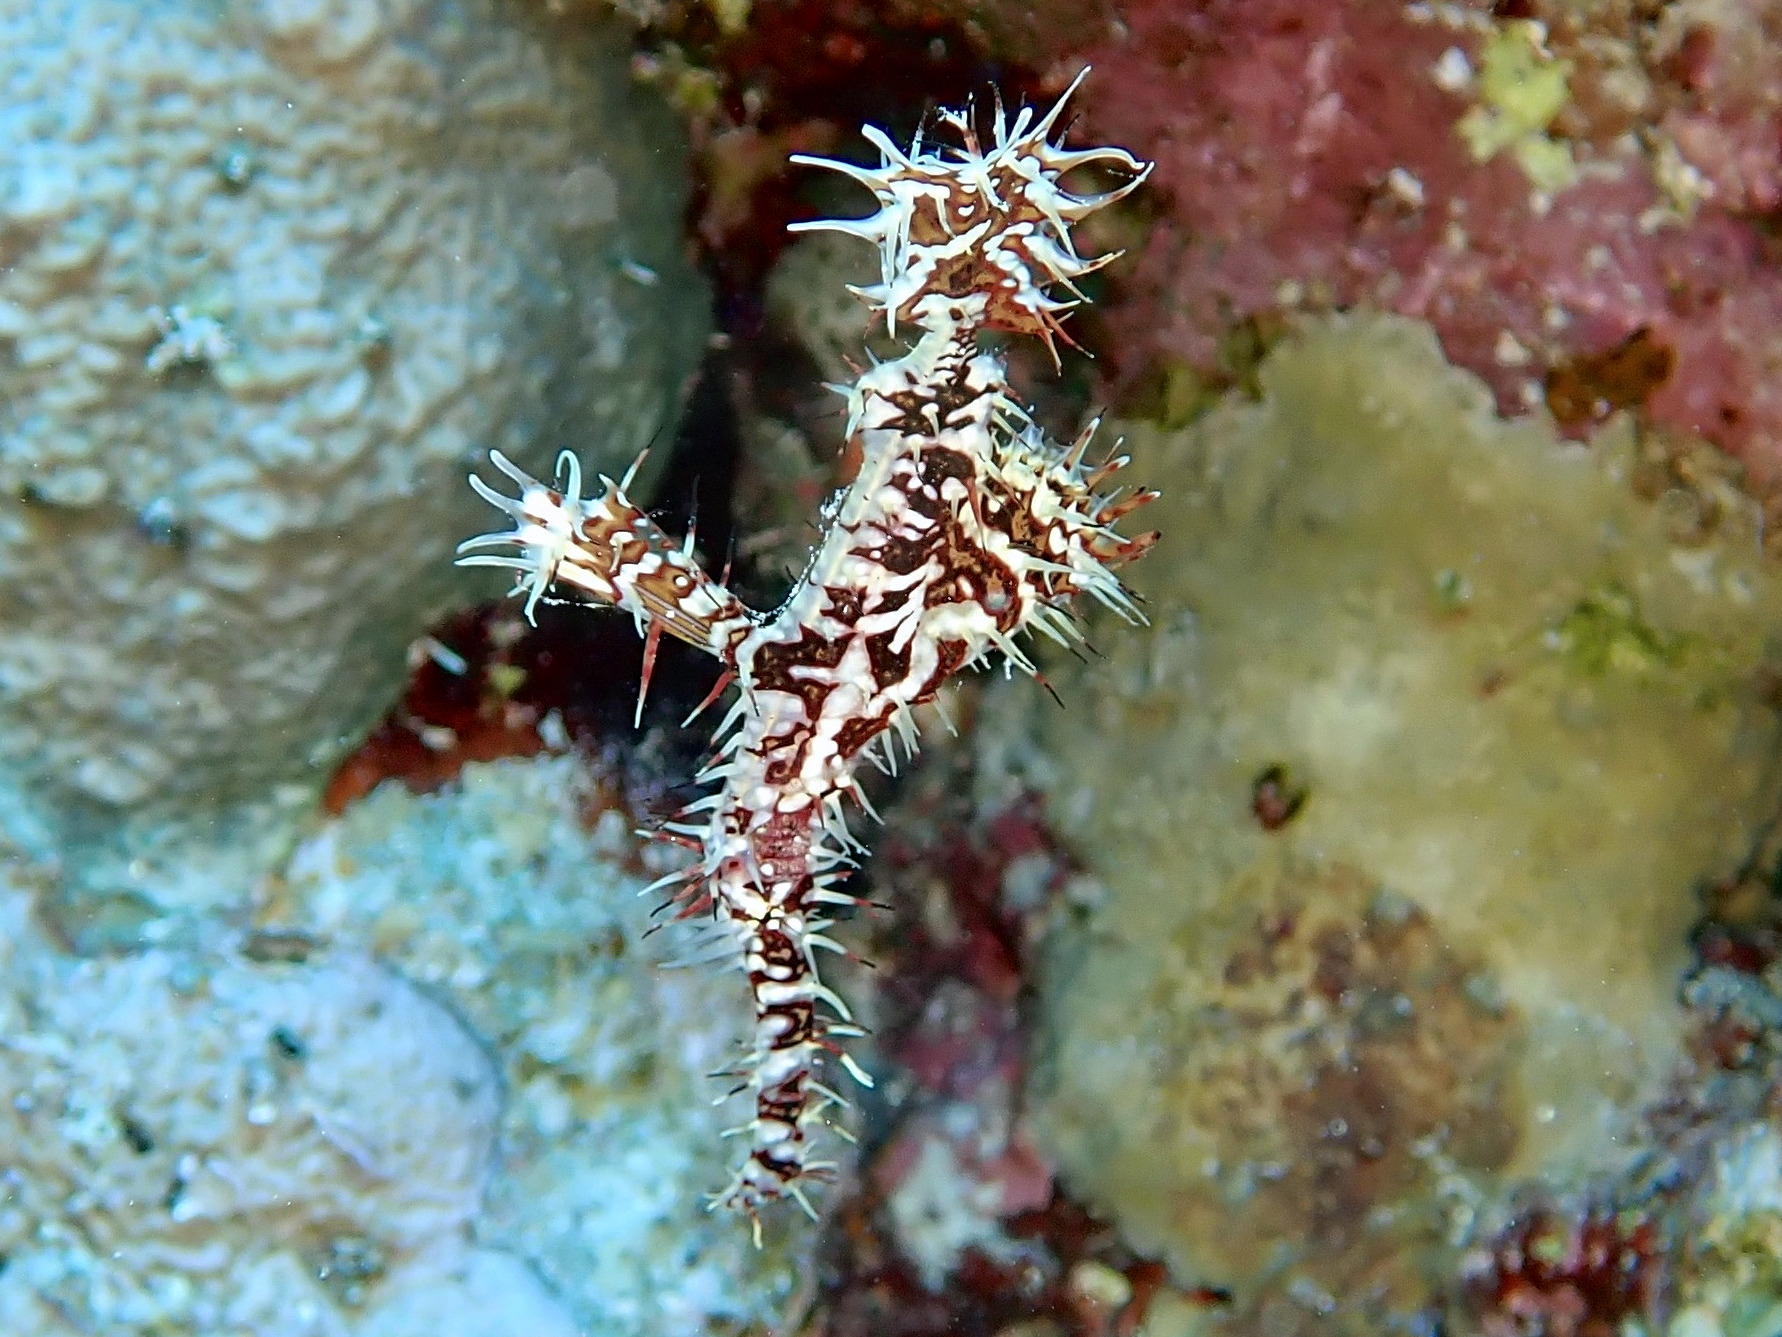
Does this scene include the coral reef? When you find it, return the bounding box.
[0,0,707,931]
[1465,1205,1660,1337]
[914,0,1782,505]
[0,877,575,1335]
[14,0,1782,1328]
[1668,1124,1782,1337]
[976,314,1782,1334]
[276,752,806,1333]
[0,749,803,1335]
[812,759,1188,1337]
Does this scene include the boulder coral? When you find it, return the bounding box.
[977,314,1782,1334]
[0,0,707,931]
[0,892,574,1337]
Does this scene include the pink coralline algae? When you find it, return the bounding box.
[1655,2,1782,218]
[1066,0,1782,493]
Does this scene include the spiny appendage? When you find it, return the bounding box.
[634,691,882,1223]
[457,448,756,722]
[984,413,1160,616]
[788,65,1151,355]
[457,74,1154,1228]
[458,448,751,651]
[701,823,870,1223]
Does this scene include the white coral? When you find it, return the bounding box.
[0,878,573,1335]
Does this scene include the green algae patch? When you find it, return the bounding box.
[1549,582,1689,680]
[977,314,1782,1335]
[1458,20,1579,194]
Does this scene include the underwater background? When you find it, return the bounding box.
[4,1,1782,1334]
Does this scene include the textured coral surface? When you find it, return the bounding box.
[0,750,803,1336]
[979,315,1782,1334]
[281,752,805,1335]
[0,0,706,923]
[0,880,570,1336]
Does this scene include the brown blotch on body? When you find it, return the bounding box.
[864,629,913,687]
[749,627,847,720]
[835,709,894,760]
[890,167,1090,346]
[761,1000,819,1049]
[927,515,1022,627]
[752,925,804,974]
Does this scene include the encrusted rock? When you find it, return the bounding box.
[0,879,569,1335]
[0,749,805,1334]
[979,314,1782,1332]
[277,752,806,1335]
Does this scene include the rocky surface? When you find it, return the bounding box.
[0,0,707,933]
[977,313,1782,1333]
[0,750,803,1335]
[276,751,807,1336]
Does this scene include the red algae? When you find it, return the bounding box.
[322,608,543,813]
[1650,1,1782,219]
[1464,1207,1660,1337]
[1035,0,1782,491]
[322,602,723,816]
[808,766,1204,1337]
